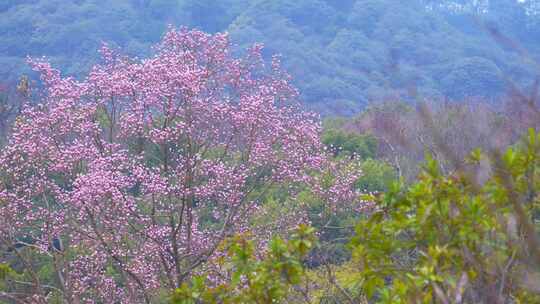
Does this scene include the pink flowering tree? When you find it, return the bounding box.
[0,28,361,303]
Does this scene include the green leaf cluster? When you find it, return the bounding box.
[171,225,316,304]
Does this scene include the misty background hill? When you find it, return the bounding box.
[1,0,540,115]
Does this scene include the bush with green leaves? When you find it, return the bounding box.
[347,129,540,303]
[171,225,316,304]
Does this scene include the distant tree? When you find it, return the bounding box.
[322,118,377,160]
[347,0,387,36]
[441,57,504,99]
[352,100,519,181]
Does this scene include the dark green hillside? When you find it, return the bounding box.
[1,0,539,114]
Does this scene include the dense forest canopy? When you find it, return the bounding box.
[1,0,540,114]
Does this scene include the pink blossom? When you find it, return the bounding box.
[0,27,364,302]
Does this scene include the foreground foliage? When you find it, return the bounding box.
[348,129,540,303]
[172,225,316,304]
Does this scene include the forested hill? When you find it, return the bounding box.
[1,0,540,114]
